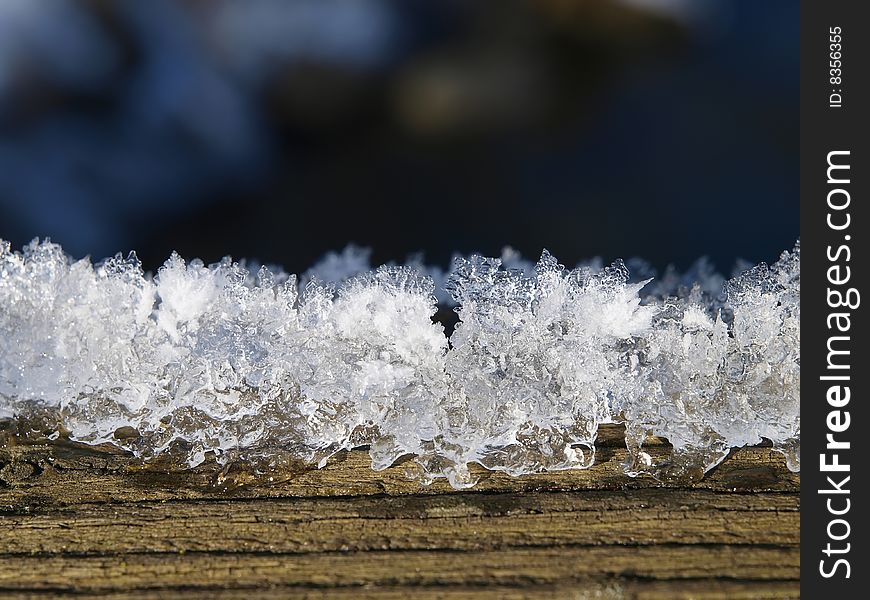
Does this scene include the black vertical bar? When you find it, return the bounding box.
[801,0,869,595]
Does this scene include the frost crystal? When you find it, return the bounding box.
[301,244,371,287]
[0,238,800,487]
[436,253,655,487]
[616,243,800,478]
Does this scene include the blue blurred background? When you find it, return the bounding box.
[0,0,798,274]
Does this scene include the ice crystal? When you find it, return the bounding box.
[616,243,800,478]
[301,244,372,287]
[0,238,800,487]
[436,252,655,487]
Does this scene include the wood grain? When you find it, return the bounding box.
[0,424,799,598]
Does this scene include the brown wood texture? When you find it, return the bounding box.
[0,425,799,599]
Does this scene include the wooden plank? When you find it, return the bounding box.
[1,490,798,554]
[0,545,799,590]
[0,424,800,597]
[0,580,801,600]
[0,429,799,508]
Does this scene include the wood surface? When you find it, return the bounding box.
[0,424,799,599]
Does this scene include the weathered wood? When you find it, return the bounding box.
[0,584,803,600]
[2,490,799,554]
[0,425,799,598]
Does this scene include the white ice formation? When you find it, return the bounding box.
[0,239,800,487]
[617,244,800,479]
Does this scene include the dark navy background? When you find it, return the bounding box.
[0,0,798,275]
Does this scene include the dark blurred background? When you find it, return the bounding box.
[0,0,798,275]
